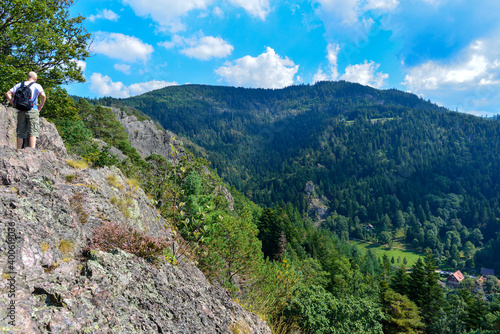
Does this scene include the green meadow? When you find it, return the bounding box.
[350,240,423,267]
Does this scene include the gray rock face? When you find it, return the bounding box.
[110,107,185,161]
[305,181,329,221]
[0,105,67,157]
[92,138,128,162]
[0,106,270,333]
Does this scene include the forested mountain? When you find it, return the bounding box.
[95,81,500,273]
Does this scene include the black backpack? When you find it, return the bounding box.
[13,81,35,112]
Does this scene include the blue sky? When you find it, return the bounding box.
[67,0,500,116]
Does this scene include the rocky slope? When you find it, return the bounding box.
[110,107,185,161]
[0,105,270,333]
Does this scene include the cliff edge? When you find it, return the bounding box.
[0,105,270,333]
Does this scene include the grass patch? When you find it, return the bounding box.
[126,178,140,191]
[65,174,76,183]
[350,240,422,267]
[40,242,50,253]
[58,239,74,256]
[66,159,89,169]
[107,174,124,189]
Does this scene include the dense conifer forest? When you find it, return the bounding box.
[96,82,500,274]
[63,82,500,332]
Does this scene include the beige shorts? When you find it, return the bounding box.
[17,109,40,138]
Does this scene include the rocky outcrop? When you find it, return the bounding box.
[110,107,185,161]
[305,181,329,221]
[0,105,270,333]
[0,105,67,157]
[111,106,236,211]
[92,138,128,162]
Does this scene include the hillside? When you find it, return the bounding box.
[98,81,500,273]
[0,105,270,333]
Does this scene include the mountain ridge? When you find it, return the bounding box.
[96,81,500,273]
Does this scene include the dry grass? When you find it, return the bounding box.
[107,174,124,189]
[65,159,89,169]
[58,239,74,256]
[40,242,50,253]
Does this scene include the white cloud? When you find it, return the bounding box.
[90,73,177,98]
[327,43,340,80]
[160,34,233,60]
[365,0,399,11]
[315,0,359,24]
[315,0,399,24]
[72,60,87,73]
[114,63,132,74]
[230,0,270,20]
[88,9,120,22]
[215,47,299,89]
[122,0,213,32]
[129,80,178,95]
[213,6,224,17]
[402,36,500,115]
[403,40,500,92]
[180,36,233,60]
[313,69,329,84]
[93,32,154,63]
[90,73,129,98]
[313,43,340,84]
[340,60,389,88]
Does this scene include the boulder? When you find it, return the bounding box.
[0,105,67,157]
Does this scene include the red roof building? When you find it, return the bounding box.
[447,270,465,288]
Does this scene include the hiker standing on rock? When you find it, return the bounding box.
[5,71,46,149]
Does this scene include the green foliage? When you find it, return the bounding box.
[283,284,384,334]
[380,287,424,334]
[97,82,500,275]
[0,0,89,95]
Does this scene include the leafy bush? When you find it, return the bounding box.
[282,284,384,334]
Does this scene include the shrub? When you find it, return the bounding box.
[86,221,170,260]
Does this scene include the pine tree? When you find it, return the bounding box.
[391,263,409,296]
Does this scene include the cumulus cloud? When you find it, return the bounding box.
[327,43,340,80]
[72,60,87,73]
[163,35,233,60]
[340,60,389,88]
[90,73,177,98]
[114,63,132,74]
[313,43,340,84]
[402,36,500,115]
[403,40,500,92]
[183,36,233,60]
[313,69,329,84]
[230,0,270,20]
[122,0,213,32]
[215,47,299,89]
[93,32,154,63]
[88,9,120,22]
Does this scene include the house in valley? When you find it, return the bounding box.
[447,270,465,288]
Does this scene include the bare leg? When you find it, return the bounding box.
[17,138,24,149]
[28,136,37,148]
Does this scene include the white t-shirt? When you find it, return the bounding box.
[9,81,45,110]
